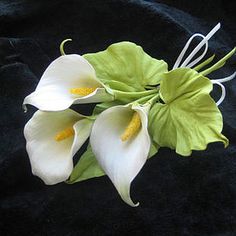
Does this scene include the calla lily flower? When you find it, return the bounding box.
[24,109,93,184]
[90,103,151,207]
[23,54,113,111]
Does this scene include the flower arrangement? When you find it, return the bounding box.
[23,23,235,206]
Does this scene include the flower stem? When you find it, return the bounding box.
[113,89,157,101]
[112,89,157,102]
[133,94,156,104]
[193,54,215,71]
[200,47,236,76]
[146,93,160,106]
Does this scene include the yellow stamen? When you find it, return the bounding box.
[121,112,141,141]
[54,127,75,141]
[70,87,97,96]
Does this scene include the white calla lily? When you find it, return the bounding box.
[24,109,93,184]
[90,103,151,207]
[23,55,113,111]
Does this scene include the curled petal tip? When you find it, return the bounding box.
[131,201,140,207]
[22,104,28,113]
[60,39,73,55]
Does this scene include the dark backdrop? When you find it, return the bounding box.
[0,0,236,235]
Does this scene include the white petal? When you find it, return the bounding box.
[71,119,93,157]
[90,105,151,206]
[24,109,89,185]
[23,55,111,111]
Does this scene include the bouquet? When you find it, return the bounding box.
[23,23,235,206]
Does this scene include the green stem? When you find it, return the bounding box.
[87,115,98,120]
[200,47,236,76]
[113,89,157,100]
[133,93,156,104]
[60,39,72,55]
[193,54,215,71]
[146,93,160,106]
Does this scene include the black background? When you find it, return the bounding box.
[0,0,236,235]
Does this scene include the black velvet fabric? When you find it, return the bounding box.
[0,1,236,235]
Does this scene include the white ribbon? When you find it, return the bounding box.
[211,71,236,105]
[212,71,236,84]
[211,80,226,106]
[173,23,221,69]
[173,23,236,106]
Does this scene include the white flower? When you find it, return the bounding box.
[24,109,93,184]
[90,103,151,206]
[23,55,113,111]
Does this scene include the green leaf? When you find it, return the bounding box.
[83,42,168,92]
[149,68,228,156]
[148,141,159,159]
[67,145,105,184]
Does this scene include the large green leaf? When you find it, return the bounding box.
[83,42,168,92]
[149,68,228,156]
[67,145,105,184]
